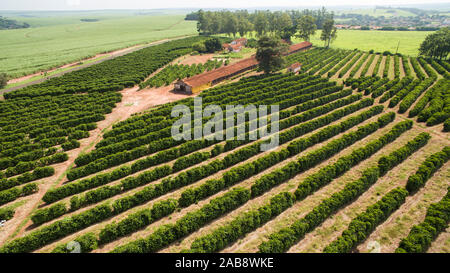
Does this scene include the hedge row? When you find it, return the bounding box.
[396,188,450,253]
[0,203,114,253]
[178,98,374,207]
[2,153,67,178]
[418,57,438,78]
[62,139,81,151]
[339,52,363,78]
[387,79,420,107]
[383,55,391,78]
[378,132,431,176]
[0,207,15,221]
[43,89,353,204]
[250,109,388,197]
[98,199,177,245]
[349,53,370,78]
[64,93,359,215]
[0,183,38,206]
[52,233,98,253]
[0,166,54,192]
[31,202,67,226]
[68,81,337,179]
[111,188,251,253]
[323,187,409,253]
[372,54,383,76]
[363,78,388,96]
[189,118,412,253]
[188,192,295,253]
[258,167,380,253]
[96,74,314,147]
[427,59,450,79]
[402,57,412,77]
[370,78,400,98]
[410,57,426,80]
[409,79,446,118]
[4,36,207,99]
[295,118,410,201]
[327,50,359,78]
[258,122,425,253]
[406,146,450,193]
[35,165,171,224]
[398,77,436,113]
[378,77,412,103]
[318,50,352,77]
[417,80,449,122]
[394,55,400,78]
[360,54,376,77]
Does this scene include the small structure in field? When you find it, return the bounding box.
[175,56,258,94]
[223,38,248,53]
[174,41,313,94]
[288,62,302,73]
[286,41,313,55]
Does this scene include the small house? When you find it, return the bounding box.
[288,62,302,73]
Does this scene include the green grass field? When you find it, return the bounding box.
[298,29,433,56]
[0,13,197,77]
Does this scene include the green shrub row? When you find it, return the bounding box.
[323,187,409,253]
[396,188,450,253]
[406,146,450,193]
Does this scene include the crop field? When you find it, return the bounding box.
[300,30,433,56]
[0,13,197,77]
[0,36,449,254]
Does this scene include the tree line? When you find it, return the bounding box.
[189,8,337,45]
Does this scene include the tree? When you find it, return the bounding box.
[275,12,294,39]
[255,36,288,74]
[419,27,450,60]
[204,38,222,53]
[254,12,269,37]
[296,15,317,41]
[224,12,239,37]
[0,73,8,89]
[320,19,337,48]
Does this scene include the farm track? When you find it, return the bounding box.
[0,35,195,96]
[287,134,448,253]
[37,100,373,253]
[1,45,449,253]
[222,117,419,253]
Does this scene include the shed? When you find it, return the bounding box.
[175,56,258,94]
[288,62,302,73]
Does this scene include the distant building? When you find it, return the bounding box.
[175,56,259,94]
[288,62,302,73]
[285,41,313,56]
[231,38,247,46]
[175,41,312,94]
[223,38,248,52]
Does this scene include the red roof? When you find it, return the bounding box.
[234,38,247,43]
[288,41,312,53]
[290,62,302,69]
[230,44,242,51]
[183,56,258,87]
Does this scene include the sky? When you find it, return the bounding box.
[0,0,449,10]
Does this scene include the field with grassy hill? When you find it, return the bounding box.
[300,29,433,56]
[0,12,197,77]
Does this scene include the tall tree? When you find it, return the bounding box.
[254,12,269,37]
[255,36,288,74]
[419,27,450,60]
[296,15,317,41]
[275,12,293,38]
[320,19,338,48]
